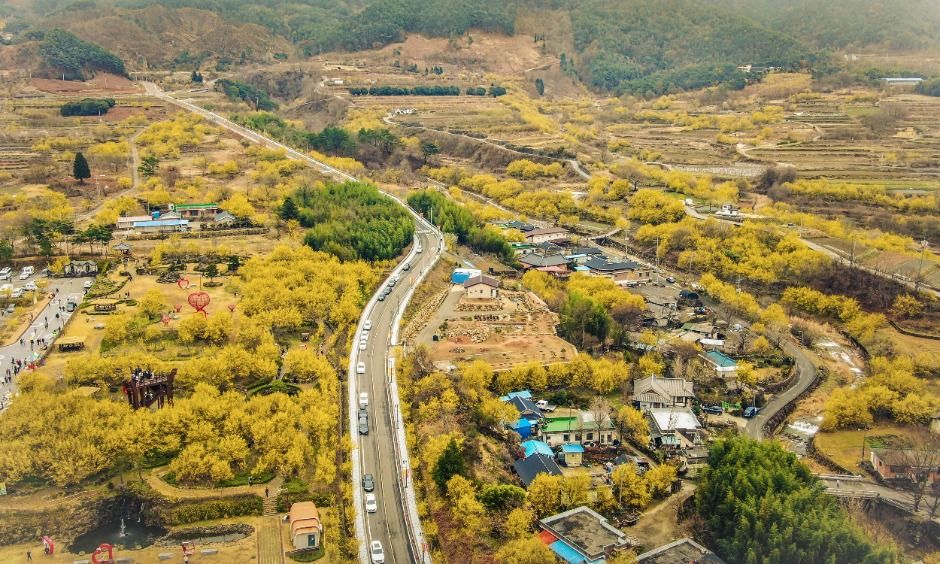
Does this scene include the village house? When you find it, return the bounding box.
[524,226,570,245]
[63,260,98,277]
[701,350,739,376]
[647,407,703,450]
[169,202,221,220]
[464,275,499,299]
[288,501,323,550]
[682,446,710,478]
[509,417,537,439]
[115,215,153,230]
[715,204,740,218]
[504,394,544,423]
[521,440,554,458]
[130,218,191,234]
[538,506,631,564]
[213,211,238,226]
[513,453,563,487]
[519,252,569,269]
[541,412,620,447]
[557,443,585,467]
[632,376,695,410]
[501,219,536,232]
[584,257,651,285]
[638,538,724,563]
[870,448,940,485]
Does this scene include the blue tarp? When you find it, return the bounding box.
[521,440,553,458]
[550,540,587,564]
[451,268,481,284]
[510,418,533,439]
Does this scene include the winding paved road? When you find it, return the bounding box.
[140,82,439,563]
[744,335,818,439]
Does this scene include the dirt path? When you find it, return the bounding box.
[0,488,95,511]
[143,470,282,501]
[257,516,285,564]
[77,127,146,224]
[630,481,696,548]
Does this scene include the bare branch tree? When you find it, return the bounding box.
[896,437,940,512]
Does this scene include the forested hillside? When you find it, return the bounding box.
[713,0,940,51]
[37,28,125,80]
[568,0,815,95]
[6,0,940,92]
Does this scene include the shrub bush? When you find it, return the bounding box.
[156,495,263,525]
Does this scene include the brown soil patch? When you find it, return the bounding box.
[31,73,141,95]
[423,289,576,369]
[326,32,551,76]
[429,332,575,370]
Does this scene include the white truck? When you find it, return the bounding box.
[536,400,556,412]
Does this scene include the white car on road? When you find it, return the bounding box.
[10,288,23,299]
[364,319,372,331]
[83,280,94,289]
[357,362,366,375]
[359,340,367,351]
[365,493,377,513]
[359,392,369,408]
[24,282,37,292]
[370,541,385,563]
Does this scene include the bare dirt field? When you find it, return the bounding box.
[30,73,141,94]
[418,286,575,370]
[322,32,551,78]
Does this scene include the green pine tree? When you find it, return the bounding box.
[279,196,299,221]
[432,438,466,491]
[73,152,91,184]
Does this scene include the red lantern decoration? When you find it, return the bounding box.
[227,304,236,312]
[174,304,183,313]
[188,291,210,316]
[177,277,190,289]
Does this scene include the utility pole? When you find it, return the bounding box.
[915,238,929,293]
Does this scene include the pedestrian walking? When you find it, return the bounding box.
[26,550,31,561]
[265,487,269,497]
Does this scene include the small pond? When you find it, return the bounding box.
[69,517,168,554]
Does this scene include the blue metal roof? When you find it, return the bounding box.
[521,440,554,458]
[499,390,532,401]
[560,443,585,454]
[132,219,189,228]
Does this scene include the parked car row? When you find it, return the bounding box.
[0,266,43,282]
